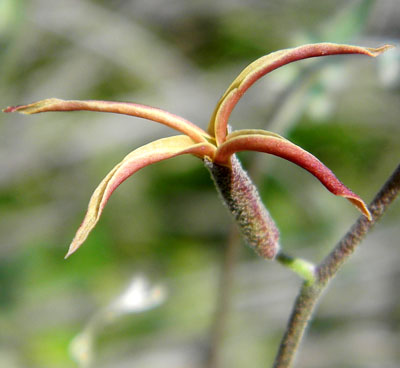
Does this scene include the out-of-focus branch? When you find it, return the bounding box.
[204,227,241,368]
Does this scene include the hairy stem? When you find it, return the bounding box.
[317,164,400,283]
[273,163,400,368]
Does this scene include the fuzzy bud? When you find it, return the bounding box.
[205,155,280,259]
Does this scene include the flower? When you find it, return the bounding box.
[4,43,391,258]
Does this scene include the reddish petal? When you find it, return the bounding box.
[215,130,371,219]
[3,98,211,143]
[65,135,216,258]
[208,43,393,144]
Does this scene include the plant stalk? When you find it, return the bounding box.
[273,163,400,368]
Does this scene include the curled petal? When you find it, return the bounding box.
[4,98,211,143]
[208,43,393,144]
[215,129,371,219]
[65,135,216,258]
[212,88,237,146]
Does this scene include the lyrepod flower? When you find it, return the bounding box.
[5,43,391,258]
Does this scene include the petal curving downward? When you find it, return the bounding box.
[4,98,211,143]
[215,129,371,219]
[208,43,393,145]
[65,135,216,258]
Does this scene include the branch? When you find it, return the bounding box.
[273,163,400,368]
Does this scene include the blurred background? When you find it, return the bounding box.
[1,0,399,367]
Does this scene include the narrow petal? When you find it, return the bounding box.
[3,98,211,143]
[65,135,216,258]
[208,43,393,144]
[214,129,371,219]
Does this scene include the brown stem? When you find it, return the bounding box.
[317,163,400,283]
[273,283,320,368]
[273,163,400,368]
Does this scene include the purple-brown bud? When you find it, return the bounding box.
[205,155,280,259]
